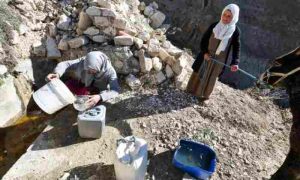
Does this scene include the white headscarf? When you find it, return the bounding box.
[213,4,240,55]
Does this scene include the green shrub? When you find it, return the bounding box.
[0,0,21,43]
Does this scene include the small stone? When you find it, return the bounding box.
[86,6,101,16]
[114,60,124,70]
[152,57,162,71]
[68,36,89,49]
[83,27,100,36]
[147,38,160,57]
[158,48,171,61]
[92,35,107,43]
[100,8,116,17]
[167,45,183,56]
[156,71,166,84]
[150,11,166,28]
[59,172,70,180]
[58,39,69,51]
[141,122,147,128]
[125,74,141,90]
[165,65,174,78]
[138,32,151,42]
[171,54,188,75]
[19,24,28,35]
[150,2,159,9]
[165,56,176,66]
[77,12,93,31]
[97,0,112,8]
[57,14,71,31]
[4,21,19,45]
[46,37,61,59]
[32,41,46,57]
[144,6,155,17]
[112,18,128,30]
[133,37,143,49]
[9,30,20,45]
[138,2,146,11]
[0,65,8,75]
[94,16,110,27]
[175,69,189,90]
[114,36,134,46]
[76,28,84,35]
[47,23,57,37]
[102,26,116,36]
[138,49,152,73]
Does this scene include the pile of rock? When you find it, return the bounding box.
[28,0,194,90]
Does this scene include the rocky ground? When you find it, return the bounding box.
[0,0,294,179]
[119,82,292,180]
[2,81,292,180]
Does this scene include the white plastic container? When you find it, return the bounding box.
[33,78,75,114]
[114,136,148,180]
[77,105,106,138]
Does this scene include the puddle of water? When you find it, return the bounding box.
[0,114,50,177]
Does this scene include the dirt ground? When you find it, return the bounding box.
[23,81,290,180]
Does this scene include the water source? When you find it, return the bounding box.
[0,114,49,177]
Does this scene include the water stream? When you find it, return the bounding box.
[0,114,50,177]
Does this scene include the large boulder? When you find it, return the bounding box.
[0,73,22,127]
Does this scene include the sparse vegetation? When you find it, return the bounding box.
[0,0,21,43]
[193,128,218,145]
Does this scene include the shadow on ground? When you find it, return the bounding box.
[148,150,184,180]
[67,163,115,180]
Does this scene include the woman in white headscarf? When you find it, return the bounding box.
[187,4,241,101]
[46,51,120,108]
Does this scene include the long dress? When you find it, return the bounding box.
[186,34,233,99]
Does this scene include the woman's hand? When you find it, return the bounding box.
[46,73,59,81]
[204,53,211,61]
[86,95,101,108]
[231,65,239,72]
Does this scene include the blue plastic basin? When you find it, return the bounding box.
[172,139,217,180]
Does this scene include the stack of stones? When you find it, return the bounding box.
[31,0,194,90]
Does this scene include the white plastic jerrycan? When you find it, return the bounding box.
[33,78,75,114]
[114,136,148,180]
